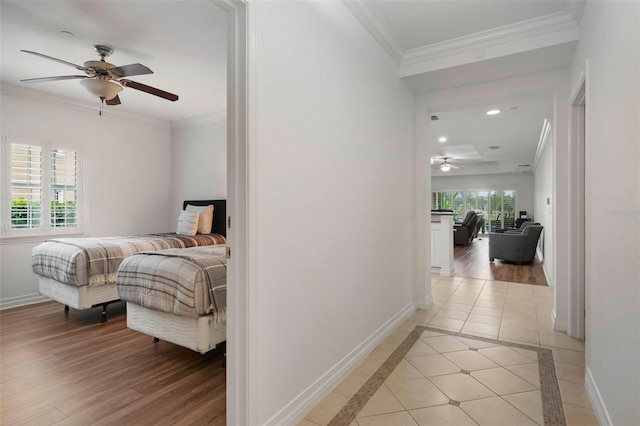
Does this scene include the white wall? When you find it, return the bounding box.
[0,87,172,308]
[169,117,227,230]
[431,172,535,218]
[568,2,640,424]
[533,135,554,285]
[253,2,416,423]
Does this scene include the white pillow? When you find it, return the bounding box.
[186,204,214,234]
[176,210,199,236]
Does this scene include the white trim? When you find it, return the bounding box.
[342,1,404,65]
[401,11,578,69]
[267,302,417,426]
[566,0,587,25]
[170,110,227,129]
[551,308,567,332]
[585,366,613,425]
[417,293,433,311]
[0,293,49,310]
[534,119,552,171]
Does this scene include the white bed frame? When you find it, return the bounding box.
[38,276,119,321]
[126,302,226,354]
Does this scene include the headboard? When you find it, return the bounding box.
[183,199,226,238]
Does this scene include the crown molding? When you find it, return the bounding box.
[566,0,586,26]
[342,1,404,65]
[171,110,227,129]
[401,11,578,69]
[0,83,169,127]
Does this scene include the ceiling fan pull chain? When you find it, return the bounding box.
[99,98,104,116]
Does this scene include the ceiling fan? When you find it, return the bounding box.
[20,44,178,114]
[432,157,462,172]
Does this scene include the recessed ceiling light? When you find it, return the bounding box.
[486,109,501,115]
[438,136,447,143]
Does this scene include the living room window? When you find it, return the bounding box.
[432,189,517,231]
[2,137,83,238]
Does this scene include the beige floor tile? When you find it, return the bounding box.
[422,335,469,353]
[408,310,433,323]
[460,278,486,286]
[470,306,503,318]
[499,327,540,345]
[460,396,537,425]
[428,373,495,401]
[472,299,506,309]
[501,309,537,321]
[420,330,446,338]
[467,313,502,326]
[501,318,538,332]
[426,316,464,332]
[563,402,600,426]
[539,332,585,352]
[298,418,321,426]
[406,353,461,377]
[386,378,450,410]
[558,380,593,409]
[511,347,538,361]
[357,385,405,418]
[386,359,424,383]
[478,346,536,366]
[545,346,585,367]
[385,329,411,345]
[408,404,477,426]
[454,336,500,349]
[505,362,540,387]
[502,390,544,425]
[398,320,421,333]
[356,411,418,426]
[471,367,538,395]
[370,341,400,360]
[405,340,437,357]
[305,392,351,426]
[443,350,500,371]
[334,372,371,398]
[475,294,506,303]
[354,355,386,375]
[441,302,474,313]
[435,308,470,321]
[461,322,500,339]
[554,361,585,384]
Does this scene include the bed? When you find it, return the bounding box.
[116,245,227,354]
[31,200,226,322]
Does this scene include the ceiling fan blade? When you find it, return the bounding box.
[121,79,178,101]
[21,75,87,83]
[106,95,121,106]
[21,50,89,72]
[110,63,153,78]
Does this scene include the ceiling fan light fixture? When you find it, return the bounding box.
[440,162,451,172]
[80,78,123,101]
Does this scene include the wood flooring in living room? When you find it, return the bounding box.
[454,234,548,286]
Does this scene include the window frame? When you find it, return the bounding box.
[1,136,84,240]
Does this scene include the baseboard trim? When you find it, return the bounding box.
[0,293,49,310]
[266,301,417,426]
[551,308,568,332]
[417,293,433,311]
[585,366,612,425]
[542,262,554,288]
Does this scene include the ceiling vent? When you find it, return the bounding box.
[430,115,439,121]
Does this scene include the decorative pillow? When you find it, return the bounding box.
[176,210,199,236]
[186,204,214,234]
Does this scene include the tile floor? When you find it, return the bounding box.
[300,275,598,426]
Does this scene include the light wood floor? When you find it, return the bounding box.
[0,301,226,425]
[454,234,548,286]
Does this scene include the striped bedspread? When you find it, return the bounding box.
[116,246,227,320]
[31,233,226,287]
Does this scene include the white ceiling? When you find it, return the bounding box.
[0,1,227,123]
[1,1,578,175]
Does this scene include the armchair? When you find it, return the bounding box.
[454,211,479,246]
[489,225,543,264]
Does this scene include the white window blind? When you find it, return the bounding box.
[3,138,82,237]
[10,144,43,230]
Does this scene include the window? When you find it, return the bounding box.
[2,137,82,237]
[432,189,518,231]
